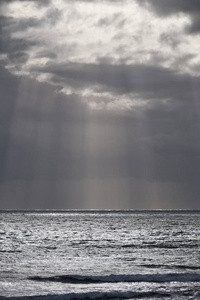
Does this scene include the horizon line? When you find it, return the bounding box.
[0,209,200,214]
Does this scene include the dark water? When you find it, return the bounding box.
[0,210,200,299]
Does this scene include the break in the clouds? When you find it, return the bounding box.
[1,0,200,209]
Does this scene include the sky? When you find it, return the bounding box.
[1,0,200,209]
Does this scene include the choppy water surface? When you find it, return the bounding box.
[0,211,200,299]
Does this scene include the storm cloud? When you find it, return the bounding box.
[137,0,200,34]
[36,62,200,101]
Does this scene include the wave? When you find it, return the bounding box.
[2,290,200,300]
[0,250,22,253]
[140,264,200,270]
[28,272,200,284]
[121,243,198,249]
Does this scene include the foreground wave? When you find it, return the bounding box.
[29,272,200,283]
[2,290,200,300]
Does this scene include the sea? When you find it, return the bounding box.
[0,210,200,300]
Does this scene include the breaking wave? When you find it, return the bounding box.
[29,272,200,283]
[2,290,200,300]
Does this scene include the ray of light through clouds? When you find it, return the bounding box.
[1,0,200,209]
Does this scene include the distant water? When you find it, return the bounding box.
[0,210,200,299]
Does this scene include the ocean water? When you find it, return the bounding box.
[0,210,200,300]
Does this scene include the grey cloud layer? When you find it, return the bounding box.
[0,16,38,65]
[138,0,200,15]
[39,62,200,102]
[137,0,200,34]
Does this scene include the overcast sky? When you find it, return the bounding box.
[1,0,200,209]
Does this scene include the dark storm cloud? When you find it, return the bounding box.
[0,16,14,28]
[0,33,35,63]
[14,18,43,31]
[0,15,43,35]
[0,7,60,65]
[0,16,37,64]
[0,16,39,66]
[186,17,200,34]
[37,62,200,102]
[137,0,200,34]
[138,0,200,15]
[0,34,33,55]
